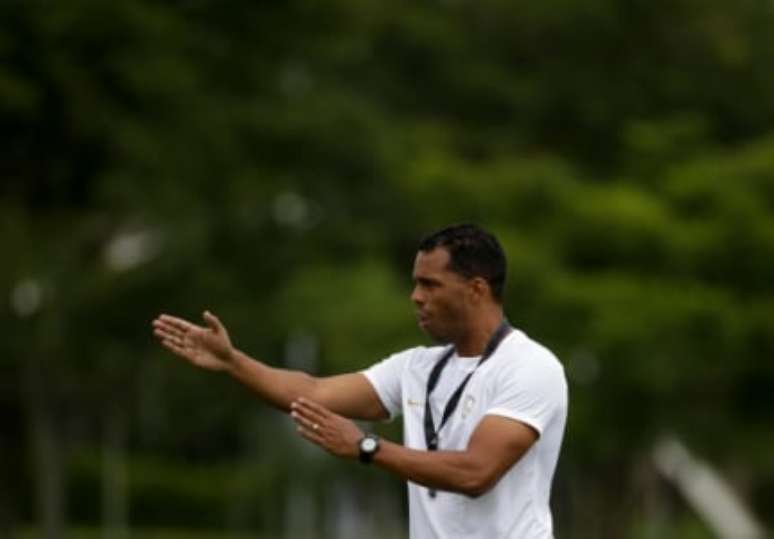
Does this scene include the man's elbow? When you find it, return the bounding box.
[458,470,498,498]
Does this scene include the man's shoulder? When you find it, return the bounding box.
[496,329,566,377]
[364,344,448,386]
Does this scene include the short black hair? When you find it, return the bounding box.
[418,224,507,302]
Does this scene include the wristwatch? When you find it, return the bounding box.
[358,434,380,464]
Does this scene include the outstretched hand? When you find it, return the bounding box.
[290,398,364,459]
[152,311,234,372]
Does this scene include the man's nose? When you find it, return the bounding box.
[411,286,424,305]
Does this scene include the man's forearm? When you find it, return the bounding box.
[226,351,387,420]
[226,349,317,412]
[373,439,495,498]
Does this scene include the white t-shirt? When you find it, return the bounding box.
[363,329,568,539]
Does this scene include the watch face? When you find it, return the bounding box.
[361,437,377,452]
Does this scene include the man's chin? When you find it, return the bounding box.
[420,324,451,345]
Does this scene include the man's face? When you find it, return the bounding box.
[411,248,472,343]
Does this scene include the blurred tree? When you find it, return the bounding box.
[2,0,774,536]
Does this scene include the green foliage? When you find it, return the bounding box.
[3,0,774,536]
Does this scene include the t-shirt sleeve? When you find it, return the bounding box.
[485,350,566,436]
[362,348,414,420]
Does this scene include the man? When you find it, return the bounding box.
[152,224,568,538]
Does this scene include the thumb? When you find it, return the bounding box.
[203,310,225,334]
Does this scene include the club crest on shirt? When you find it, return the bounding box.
[407,398,424,407]
[461,394,476,418]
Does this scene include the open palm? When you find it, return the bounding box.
[152,311,233,372]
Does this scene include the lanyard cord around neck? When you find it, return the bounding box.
[423,319,512,497]
[423,319,512,453]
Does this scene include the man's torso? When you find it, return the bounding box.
[365,329,568,539]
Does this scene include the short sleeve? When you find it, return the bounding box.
[362,348,415,420]
[485,350,567,436]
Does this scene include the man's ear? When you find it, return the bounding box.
[469,277,491,304]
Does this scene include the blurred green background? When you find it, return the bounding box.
[2,0,774,537]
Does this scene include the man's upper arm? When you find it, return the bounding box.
[313,373,390,421]
[463,350,565,492]
[466,415,539,490]
[318,348,411,421]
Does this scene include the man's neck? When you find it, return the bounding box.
[453,307,506,357]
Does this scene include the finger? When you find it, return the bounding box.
[291,410,321,432]
[158,314,199,333]
[296,397,332,419]
[152,325,185,343]
[161,338,188,357]
[153,327,174,343]
[156,330,187,350]
[152,319,182,336]
[154,321,195,347]
[291,399,327,423]
[296,424,325,446]
[291,405,325,429]
[202,311,225,334]
[153,316,186,330]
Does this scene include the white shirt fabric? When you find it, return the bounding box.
[363,329,568,539]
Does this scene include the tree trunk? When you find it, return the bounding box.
[25,354,65,539]
[101,406,129,539]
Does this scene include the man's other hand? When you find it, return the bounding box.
[291,398,364,459]
[152,311,234,372]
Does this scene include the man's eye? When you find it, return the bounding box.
[416,279,439,290]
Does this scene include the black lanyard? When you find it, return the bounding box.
[423,319,512,496]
